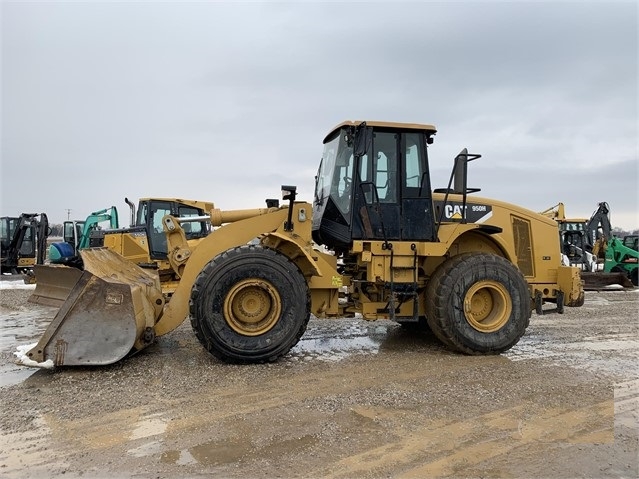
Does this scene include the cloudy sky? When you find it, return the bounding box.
[2,1,637,231]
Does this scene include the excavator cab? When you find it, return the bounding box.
[312,121,437,252]
[63,220,85,252]
[1,217,35,267]
[0,213,48,274]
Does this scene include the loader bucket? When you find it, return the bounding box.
[22,248,165,367]
[581,271,634,290]
[29,264,84,308]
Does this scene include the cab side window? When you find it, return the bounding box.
[372,132,398,203]
[177,206,205,238]
[403,133,424,198]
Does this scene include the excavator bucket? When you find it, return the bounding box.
[581,271,634,290]
[21,248,164,367]
[29,264,84,308]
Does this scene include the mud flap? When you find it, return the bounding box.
[29,264,84,308]
[24,249,165,367]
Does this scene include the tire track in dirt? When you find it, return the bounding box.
[319,399,613,478]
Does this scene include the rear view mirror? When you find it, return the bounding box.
[354,124,371,157]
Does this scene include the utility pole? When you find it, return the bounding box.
[66,209,71,220]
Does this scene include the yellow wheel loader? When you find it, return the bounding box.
[21,121,584,368]
[29,197,213,307]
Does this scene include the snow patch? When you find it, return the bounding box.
[0,280,36,290]
[13,343,54,369]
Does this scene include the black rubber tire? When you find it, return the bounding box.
[189,245,310,363]
[425,253,531,355]
[631,268,638,287]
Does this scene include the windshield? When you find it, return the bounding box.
[314,129,354,214]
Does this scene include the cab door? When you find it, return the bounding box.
[353,131,401,241]
[352,130,435,243]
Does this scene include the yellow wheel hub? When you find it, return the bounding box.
[463,280,512,333]
[223,279,281,336]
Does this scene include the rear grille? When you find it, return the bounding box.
[512,216,534,277]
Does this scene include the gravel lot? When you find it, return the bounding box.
[0,282,638,478]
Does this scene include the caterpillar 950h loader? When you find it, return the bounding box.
[20,121,584,368]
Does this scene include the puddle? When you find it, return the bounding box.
[161,436,247,466]
[130,412,168,440]
[128,440,164,458]
[0,309,54,350]
[161,434,319,467]
[289,335,382,362]
[286,322,401,362]
[161,448,198,465]
[0,286,56,387]
[127,411,169,457]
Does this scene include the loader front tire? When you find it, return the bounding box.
[190,245,310,363]
[425,253,530,355]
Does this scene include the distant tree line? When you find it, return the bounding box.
[612,227,638,237]
[49,224,63,237]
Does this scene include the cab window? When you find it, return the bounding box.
[177,205,206,237]
[372,132,398,203]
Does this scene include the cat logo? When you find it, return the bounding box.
[445,204,467,220]
[436,201,493,223]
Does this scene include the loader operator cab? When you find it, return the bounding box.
[136,199,210,259]
[312,121,437,252]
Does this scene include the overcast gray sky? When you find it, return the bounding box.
[1,1,638,230]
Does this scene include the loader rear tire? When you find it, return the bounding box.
[425,253,530,355]
[190,245,310,363]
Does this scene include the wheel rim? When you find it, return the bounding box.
[463,280,512,333]
[223,279,282,336]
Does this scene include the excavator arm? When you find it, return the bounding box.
[77,207,119,250]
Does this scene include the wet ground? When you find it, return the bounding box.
[0,275,638,478]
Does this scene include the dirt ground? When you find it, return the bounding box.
[0,280,637,479]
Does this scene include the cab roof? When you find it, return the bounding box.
[324,120,437,143]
